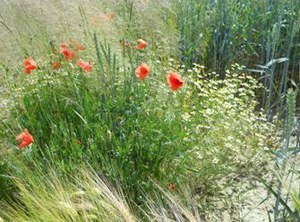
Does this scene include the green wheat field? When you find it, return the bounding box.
[0,0,299,221]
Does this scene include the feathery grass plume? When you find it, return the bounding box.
[0,0,106,64]
[1,163,136,222]
[0,162,205,222]
[145,182,201,222]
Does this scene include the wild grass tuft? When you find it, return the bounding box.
[0,162,202,222]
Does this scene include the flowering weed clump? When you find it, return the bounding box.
[160,63,277,218]
[1,38,277,218]
[2,37,189,203]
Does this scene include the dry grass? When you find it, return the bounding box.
[1,163,202,222]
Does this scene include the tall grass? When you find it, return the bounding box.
[173,0,300,115]
[0,159,204,222]
[259,89,300,221]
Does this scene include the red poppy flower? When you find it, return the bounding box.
[76,60,92,72]
[167,72,184,91]
[60,47,76,61]
[16,129,34,149]
[52,61,61,70]
[23,57,37,74]
[135,63,150,80]
[136,39,148,50]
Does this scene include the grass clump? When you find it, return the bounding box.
[1,163,136,222]
[1,161,203,222]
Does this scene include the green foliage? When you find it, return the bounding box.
[0,161,15,201]
[172,0,300,113]
[285,89,297,141]
[3,45,277,218]
[3,37,188,201]
[2,37,279,218]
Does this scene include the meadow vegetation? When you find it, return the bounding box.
[0,0,299,221]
